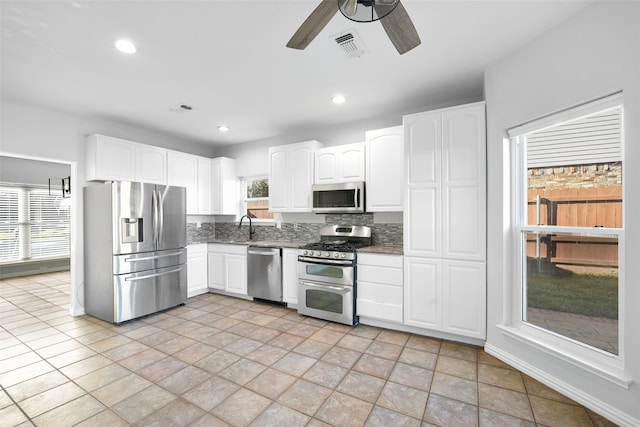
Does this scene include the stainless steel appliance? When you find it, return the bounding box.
[297,225,371,325]
[312,182,365,214]
[247,247,282,303]
[84,181,187,324]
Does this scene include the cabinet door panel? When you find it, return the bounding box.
[442,107,484,184]
[226,254,247,295]
[404,257,441,329]
[443,186,484,260]
[207,252,225,290]
[197,157,212,215]
[366,127,403,212]
[442,260,485,338]
[405,112,440,186]
[282,248,299,304]
[289,145,314,211]
[315,151,338,183]
[405,187,440,257]
[268,149,288,211]
[340,145,365,181]
[92,136,135,181]
[187,245,208,297]
[168,152,198,215]
[135,146,167,185]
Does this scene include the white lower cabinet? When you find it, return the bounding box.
[403,257,441,330]
[404,257,486,339]
[207,244,247,296]
[282,248,299,305]
[357,253,403,323]
[442,260,486,339]
[187,244,208,298]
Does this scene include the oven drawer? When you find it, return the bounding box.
[298,280,356,325]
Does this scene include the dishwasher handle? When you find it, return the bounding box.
[247,247,281,256]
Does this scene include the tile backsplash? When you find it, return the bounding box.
[187,213,402,246]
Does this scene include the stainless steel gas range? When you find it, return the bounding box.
[297,225,371,325]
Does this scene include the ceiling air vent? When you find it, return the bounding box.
[169,104,194,113]
[331,30,366,58]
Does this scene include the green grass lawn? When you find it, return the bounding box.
[527,269,618,320]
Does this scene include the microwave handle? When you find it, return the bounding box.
[355,188,360,209]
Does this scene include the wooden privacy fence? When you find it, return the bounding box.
[526,186,622,268]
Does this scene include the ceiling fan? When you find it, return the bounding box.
[286,0,421,55]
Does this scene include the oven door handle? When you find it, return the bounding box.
[298,256,353,266]
[301,281,352,293]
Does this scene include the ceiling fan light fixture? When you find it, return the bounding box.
[338,0,398,23]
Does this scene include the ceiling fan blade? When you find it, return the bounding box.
[378,1,421,54]
[287,0,340,50]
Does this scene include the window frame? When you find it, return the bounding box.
[242,175,273,223]
[504,92,628,386]
[0,184,71,263]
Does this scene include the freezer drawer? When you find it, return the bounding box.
[113,249,187,275]
[114,264,186,323]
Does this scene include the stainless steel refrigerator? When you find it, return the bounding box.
[84,181,187,323]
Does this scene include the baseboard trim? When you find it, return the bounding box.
[484,343,639,427]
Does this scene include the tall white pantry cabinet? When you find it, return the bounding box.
[403,102,487,340]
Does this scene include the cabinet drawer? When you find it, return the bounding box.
[358,265,403,286]
[357,299,402,323]
[358,253,403,268]
[358,281,402,305]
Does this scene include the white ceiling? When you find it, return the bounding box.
[1,0,592,148]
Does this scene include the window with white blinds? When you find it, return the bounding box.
[0,186,71,262]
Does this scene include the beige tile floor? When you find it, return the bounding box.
[0,272,618,427]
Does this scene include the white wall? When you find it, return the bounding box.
[213,96,481,177]
[484,2,640,425]
[0,97,214,315]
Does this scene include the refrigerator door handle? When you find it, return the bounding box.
[158,189,164,244]
[124,267,184,282]
[124,251,184,262]
[152,189,159,245]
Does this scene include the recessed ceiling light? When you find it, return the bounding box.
[217,125,230,132]
[115,39,137,54]
[332,94,346,104]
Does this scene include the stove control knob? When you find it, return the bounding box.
[315,251,322,257]
[341,253,347,259]
[324,252,330,257]
[333,252,340,258]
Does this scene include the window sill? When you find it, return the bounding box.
[497,323,632,389]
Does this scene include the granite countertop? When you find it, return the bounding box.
[203,239,304,249]
[357,245,403,255]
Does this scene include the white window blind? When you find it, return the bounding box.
[0,186,70,262]
[0,188,19,260]
[526,107,622,168]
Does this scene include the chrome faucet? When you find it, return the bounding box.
[238,215,256,240]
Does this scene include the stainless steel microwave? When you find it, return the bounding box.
[312,182,365,214]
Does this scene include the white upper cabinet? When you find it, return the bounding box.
[87,134,167,184]
[269,140,322,212]
[365,126,403,212]
[167,151,199,215]
[314,143,365,184]
[86,134,136,182]
[403,102,485,261]
[211,157,237,215]
[197,157,213,215]
[134,144,167,185]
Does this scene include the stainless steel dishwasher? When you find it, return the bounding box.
[247,247,283,303]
